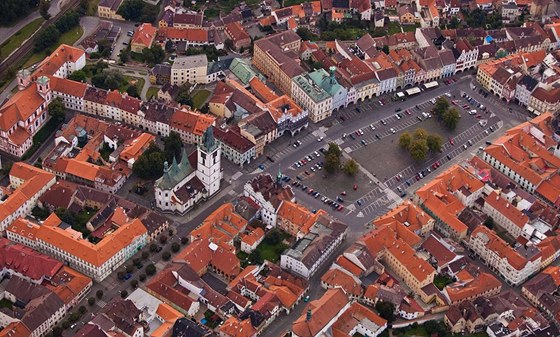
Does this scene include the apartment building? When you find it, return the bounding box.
[483,192,530,239]
[281,216,347,279]
[253,31,303,96]
[131,23,157,53]
[521,266,560,325]
[171,54,209,85]
[0,163,56,233]
[454,39,478,73]
[214,126,256,167]
[468,226,541,286]
[243,174,295,227]
[415,165,484,241]
[291,73,333,123]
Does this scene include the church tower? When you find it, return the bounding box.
[196,125,222,196]
[36,76,52,102]
[17,69,31,91]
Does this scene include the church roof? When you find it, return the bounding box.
[155,147,194,190]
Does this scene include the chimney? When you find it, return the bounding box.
[306,309,312,321]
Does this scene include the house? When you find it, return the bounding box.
[243,173,295,227]
[97,0,124,20]
[398,5,415,24]
[521,266,560,325]
[224,22,251,50]
[291,73,334,123]
[240,227,265,253]
[131,23,157,53]
[173,12,204,29]
[483,192,530,239]
[149,64,172,85]
[214,126,256,167]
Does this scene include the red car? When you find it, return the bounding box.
[341,191,347,196]
[337,205,344,211]
[353,184,358,190]
[449,138,454,145]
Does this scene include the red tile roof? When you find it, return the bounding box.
[131,23,157,48]
[0,238,63,280]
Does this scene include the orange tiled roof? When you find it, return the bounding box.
[220,316,256,337]
[249,77,279,103]
[385,239,435,283]
[241,227,265,246]
[190,203,247,244]
[416,165,483,235]
[0,163,55,223]
[33,44,85,77]
[49,76,87,97]
[224,22,250,43]
[332,302,387,336]
[277,201,322,234]
[321,268,362,296]
[0,322,31,337]
[335,255,364,277]
[0,84,46,131]
[292,288,349,337]
[131,23,157,48]
[444,272,501,304]
[373,201,432,235]
[266,95,304,122]
[471,226,535,270]
[485,192,529,229]
[170,108,215,136]
[120,133,156,162]
[34,213,147,266]
[46,266,92,305]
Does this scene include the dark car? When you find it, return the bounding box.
[395,108,402,112]
[266,156,275,162]
[356,200,363,206]
[155,246,163,253]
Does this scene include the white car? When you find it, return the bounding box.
[445,93,452,97]
[395,114,401,120]
[379,100,384,106]
[317,137,324,142]
[370,124,375,130]
[390,128,396,134]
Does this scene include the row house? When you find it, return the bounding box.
[468,226,541,286]
[238,111,278,157]
[243,173,295,227]
[291,73,333,123]
[214,126,257,167]
[514,75,539,106]
[169,108,216,145]
[266,95,309,136]
[483,192,530,239]
[528,87,560,115]
[308,67,348,112]
[412,46,443,82]
[49,77,87,112]
[453,39,479,73]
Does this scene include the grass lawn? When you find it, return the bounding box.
[24,25,84,68]
[147,86,159,99]
[121,76,145,94]
[87,0,101,16]
[387,22,402,35]
[0,18,44,62]
[191,89,211,109]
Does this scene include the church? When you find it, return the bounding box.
[155,125,222,214]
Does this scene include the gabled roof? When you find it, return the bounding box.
[292,288,349,337]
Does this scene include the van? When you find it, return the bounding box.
[469,110,477,115]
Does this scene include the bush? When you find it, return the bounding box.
[159,235,168,245]
[79,305,87,314]
[141,251,149,259]
[139,273,147,282]
[88,297,96,306]
[69,312,81,323]
[62,320,70,329]
[171,242,180,253]
[181,237,189,245]
[150,243,158,252]
[126,265,134,273]
[133,258,141,265]
[120,290,128,298]
[168,228,174,236]
[130,279,138,288]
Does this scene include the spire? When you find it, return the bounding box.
[329,66,336,85]
[169,155,180,177]
[306,309,312,321]
[202,125,217,152]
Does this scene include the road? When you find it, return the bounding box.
[56,72,531,336]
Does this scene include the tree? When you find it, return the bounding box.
[119,48,130,63]
[92,69,125,90]
[442,108,460,130]
[68,70,87,82]
[117,0,144,21]
[175,84,193,106]
[409,139,429,161]
[62,321,70,329]
[79,306,87,314]
[224,39,234,51]
[48,98,65,122]
[181,237,189,245]
[121,290,128,298]
[382,45,389,54]
[484,217,495,229]
[449,16,460,29]
[139,273,147,282]
[146,264,156,276]
[162,251,171,260]
[326,143,342,157]
[39,0,51,20]
[342,159,359,176]
[426,134,443,153]
[117,271,125,280]
[35,26,60,52]
[375,301,396,323]
[0,0,42,26]
[130,279,138,288]
[126,85,139,98]
[432,97,450,117]
[296,27,316,41]
[171,242,180,253]
[163,132,183,162]
[413,128,428,141]
[249,249,263,264]
[141,251,149,259]
[149,243,158,252]
[165,40,175,52]
[96,290,104,299]
[125,264,134,273]
[52,326,63,337]
[159,234,168,245]
[88,297,96,306]
[133,143,165,179]
[325,153,341,173]
[399,132,412,149]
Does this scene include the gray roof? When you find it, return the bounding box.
[172,54,208,70]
